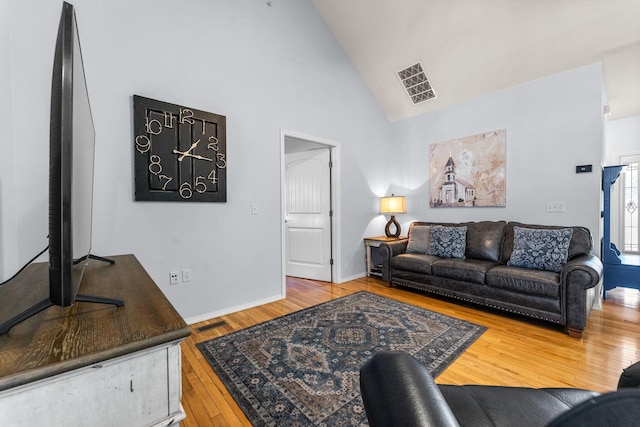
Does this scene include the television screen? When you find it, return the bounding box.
[0,2,122,335]
[48,1,94,306]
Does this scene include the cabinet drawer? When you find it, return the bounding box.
[0,343,183,427]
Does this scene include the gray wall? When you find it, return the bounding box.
[1,0,392,322]
[393,63,605,247]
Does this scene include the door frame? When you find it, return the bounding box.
[280,129,341,295]
[615,153,640,254]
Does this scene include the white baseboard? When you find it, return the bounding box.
[185,272,372,325]
[339,272,367,283]
[185,294,284,325]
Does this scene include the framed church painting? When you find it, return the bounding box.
[429,129,506,208]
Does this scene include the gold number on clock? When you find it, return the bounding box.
[216,153,227,169]
[179,182,193,199]
[207,136,219,151]
[179,109,195,125]
[135,135,151,153]
[208,169,217,184]
[158,174,173,190]
[149,154,163,175]
[201,120,207,135]
[195,176,207,193]
[145,116,162,135]
[163,112,174,128]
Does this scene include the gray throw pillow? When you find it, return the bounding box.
[406,225,430,254]
[507,226,573,272]
[428,225,467,259]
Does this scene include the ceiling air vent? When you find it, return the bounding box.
[397,62,436,104]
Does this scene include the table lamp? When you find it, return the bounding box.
[380,195,406,238]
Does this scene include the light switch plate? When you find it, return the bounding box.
[546,202,565,213]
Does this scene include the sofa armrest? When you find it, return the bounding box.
[360,351,460,427]
[546,390,640,427]
[561,254,603,290]
[379,241,408,282]
[561,254,603,337]
[618,361,640,389]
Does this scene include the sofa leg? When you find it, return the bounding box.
[567,328,583,339]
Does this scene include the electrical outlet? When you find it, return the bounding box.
[170,271,179,285]
[182,269,192,282]
[546,201,566,213]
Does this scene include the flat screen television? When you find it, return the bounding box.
[0,1,122,334]
[49,0,95,306]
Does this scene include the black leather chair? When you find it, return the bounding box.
[360,351,640,427]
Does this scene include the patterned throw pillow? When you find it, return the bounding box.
[406,225,430,254]
[507,226,573,272]
[428,225,467,259]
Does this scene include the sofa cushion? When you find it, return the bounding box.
[502,222,593,263]
[432,258,498,285]
[507,226,573,272]
[429,225,467,259]
[486,265,560,298]
[391,253,441,275]
[406,224,430,254]
[460,221,506,262]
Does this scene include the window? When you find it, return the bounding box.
[619,154,639,254]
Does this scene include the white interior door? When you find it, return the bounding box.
[285,148,332,281]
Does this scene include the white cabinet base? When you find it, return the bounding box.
[0,341,185,427]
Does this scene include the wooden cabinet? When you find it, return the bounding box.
[0,255,191,426]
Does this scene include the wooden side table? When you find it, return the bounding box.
[364,236,407,277]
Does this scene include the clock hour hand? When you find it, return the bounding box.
[175,139,200,161]
[172,149,213,162]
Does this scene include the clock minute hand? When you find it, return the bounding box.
[184,152,213,162]
[172,150,213,162]
[176,139,200,161]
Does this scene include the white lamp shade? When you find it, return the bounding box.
[380,195,406,214]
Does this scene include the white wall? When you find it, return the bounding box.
[2,0,393,322]
[0,0,16,279]
[393,63,605,246]
[605,115,640,164]
[2,1,610,324]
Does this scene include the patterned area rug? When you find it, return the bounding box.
[197,291,486,426]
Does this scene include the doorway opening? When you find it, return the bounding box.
[280,130,340,296]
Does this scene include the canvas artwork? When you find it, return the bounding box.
[430,129,506,207]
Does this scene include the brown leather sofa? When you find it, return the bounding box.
[379,221,603,337]
[360,351,640,427]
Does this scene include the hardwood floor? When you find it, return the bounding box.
[180,276,640,426]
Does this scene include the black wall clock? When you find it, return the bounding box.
[133,95,227,202]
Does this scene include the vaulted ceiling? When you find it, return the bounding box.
[312,0,640,122]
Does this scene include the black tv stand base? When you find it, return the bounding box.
[0,293,124,335]
[75,293,124,306]
[74,254,115,265]
[0,298,53,335]
[0,255,124,334]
